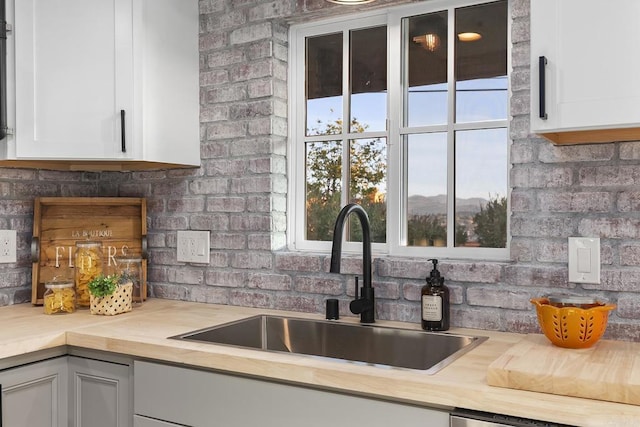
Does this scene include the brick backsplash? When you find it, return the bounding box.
[2,0,640,341]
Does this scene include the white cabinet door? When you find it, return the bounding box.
[530,0,640,142]
[68,356,132,427]
[131,0,200,167]
[134,361,449,427]
[0,356,68,427]
[14,0,133,160]
[9,0,200,168]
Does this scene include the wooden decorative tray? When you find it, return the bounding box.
[31,197,147,305]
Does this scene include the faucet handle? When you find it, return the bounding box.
[354,276,359,300]
[350,275,375,318]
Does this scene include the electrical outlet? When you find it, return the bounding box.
[177,230,210,264]
[0,230,17,263]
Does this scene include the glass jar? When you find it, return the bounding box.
[116,257,143,305]
[43,281,76,314]
[74,241,103,307]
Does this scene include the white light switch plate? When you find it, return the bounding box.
[177,230,210,264]
[568,237,600,284]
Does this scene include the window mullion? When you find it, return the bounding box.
[290,26,307,250]
[453,120,509,132]
[341,29,350,209]
[446,6,456,248]
[400,124,449,135]
[387,15,403,251]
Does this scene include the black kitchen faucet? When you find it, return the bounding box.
[329,203,375,323]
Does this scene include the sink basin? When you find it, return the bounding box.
[171,315,488,373]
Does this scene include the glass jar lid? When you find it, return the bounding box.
[45,282,74,289]
[116,257,142,263]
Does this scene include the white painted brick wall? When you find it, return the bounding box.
[1,0,640,341]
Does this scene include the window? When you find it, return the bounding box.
[289,0,510,260]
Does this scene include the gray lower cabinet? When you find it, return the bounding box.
[0,351,132,427]
[134,360,449,427]
[68,355,132,427]
[0,356,68,427]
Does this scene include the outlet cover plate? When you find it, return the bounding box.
[568,237,600,284]
[177,230,210,264]
[0,230,17,263]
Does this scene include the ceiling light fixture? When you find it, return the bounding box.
[413,34,441,52]
[326,0,376,4]
[457,32,482,42]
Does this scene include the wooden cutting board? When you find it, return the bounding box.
[487,334,640,405]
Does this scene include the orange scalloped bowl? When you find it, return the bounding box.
[530,298,616,349]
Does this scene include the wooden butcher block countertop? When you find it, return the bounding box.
[2,299,640,426]
[488,334,640,406]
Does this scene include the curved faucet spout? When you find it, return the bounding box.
[330,203,374,323]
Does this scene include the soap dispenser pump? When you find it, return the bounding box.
[421,258,450,331]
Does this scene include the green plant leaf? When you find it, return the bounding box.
[87,274,119,298]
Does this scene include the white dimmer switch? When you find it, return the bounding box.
[568,237,600,284]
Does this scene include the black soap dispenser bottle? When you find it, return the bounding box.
[421,258,450,331]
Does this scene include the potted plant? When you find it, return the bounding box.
[87,273,133,316]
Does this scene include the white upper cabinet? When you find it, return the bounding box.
[4,0,200,170]
[530,0,640,144]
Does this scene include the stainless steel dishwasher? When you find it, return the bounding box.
[451,409,575,427]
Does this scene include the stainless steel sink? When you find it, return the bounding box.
[171,315,488,373]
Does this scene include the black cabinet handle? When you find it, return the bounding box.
[120,109,126,152]
[538,56,548,120]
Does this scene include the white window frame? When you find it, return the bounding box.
[288,0,511,261]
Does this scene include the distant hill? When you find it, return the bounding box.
[408,194,488,216]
